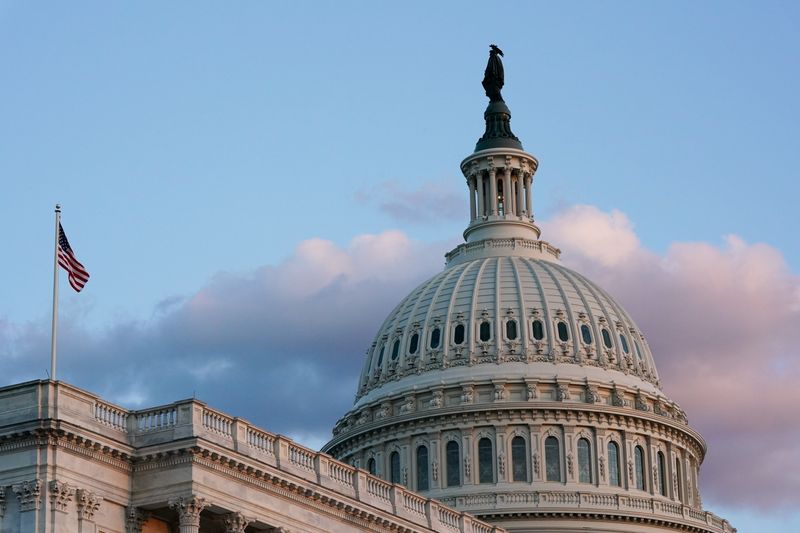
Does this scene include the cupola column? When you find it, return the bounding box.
[516,174,524,216]
[525,174,533,219]
[468,176,477,221]
[476,172,485,218]
[503,168,512,216]
[488,167,498,215]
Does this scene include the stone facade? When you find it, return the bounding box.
[0,380,502,533]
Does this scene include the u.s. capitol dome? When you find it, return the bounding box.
[323,48,734,533]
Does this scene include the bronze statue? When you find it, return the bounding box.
[482,44,505,102]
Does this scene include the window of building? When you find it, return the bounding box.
[545,436,561,482]
[478,438,493,483]
[430,327,441,349]
[511,436,527,481]
[580,324,592,345]
[409,333,419,355]
[417,445,429,491]
[453,324,465,345]
[601,328,613,349]
[619,333,630,354]
[390,451,401,484]
[446,441,461,487]
[479,321,491,342]
[577,438,592,483]
[391,339,400,360]
[377,345,385,367]
[367,457,376,476]
[506,320,518,340]
[657,451,667,496]
[557,321,569,342]
[608,441,621,487]
[634,446,645,490]
[675,457,683,502]
[532,319,545,340]
[634,340,644,362]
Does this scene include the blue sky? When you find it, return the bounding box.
[1,2,799,531]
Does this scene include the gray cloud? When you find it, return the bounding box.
[355,179,465,223]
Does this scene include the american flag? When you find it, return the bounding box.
[58,224,90,292]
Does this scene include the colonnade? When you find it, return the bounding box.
[468,168,533,221]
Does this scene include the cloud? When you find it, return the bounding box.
[0,231,444,444]
[356,179,465,223]
[545,205,800,511]
[2,205,797,513]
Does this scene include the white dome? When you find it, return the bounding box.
[355,255,660,408]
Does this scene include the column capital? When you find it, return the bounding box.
[223,511,251,533]
[169,495,207,527]
[48,479,75,513]
[126,506,151,533]
[13,479,42,512]
[76,488,103,521]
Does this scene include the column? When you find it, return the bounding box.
[224,512,251,533]
[489,169,498,216]
[476,172,485,218]
[468,176,477,221]
[76,489,103,533]
[13,479,41,532]
[525,175,533,219]
[169,495,207,533]
[516,174,524,216]
[503,169,512,216]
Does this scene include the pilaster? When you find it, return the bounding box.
[125,505,151,533]
[223,511,251,533]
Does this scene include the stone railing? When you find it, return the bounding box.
[0,380,503,533]
[438,490,735,533]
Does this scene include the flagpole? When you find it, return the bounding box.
[51,204,61,381]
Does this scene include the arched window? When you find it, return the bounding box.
[416,445,429,491]
[511,436,527,481]
[619,333,630,354]
[608,441,621,487]
[675,457,683,502]
[377,345,385,367]
[580,324,592,345]
[545,436,561,482]
[478,438,493,483]
[506,320,518,340]
[577,438,592,483]
[634,446,645,490]
[367,457,376,476]
[557,321,569,342]
[453,324,465,345]
[532,320,545,340]
[430,328,441,349]
[657,451,667,496]
[390,451,401,484]
[446,441,461,487]
[409,333,419,355]
[479,321,491,342]
[601,328,613,349]
[391,339,400,360]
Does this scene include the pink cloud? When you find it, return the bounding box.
[545,205,800,510]
[356,179,465,223]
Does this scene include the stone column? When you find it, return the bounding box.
[516,175,524,216]
[503,169,512,216]
[525,175,533,218]
[223,511,251,533]
[13,479,42,532]
[76,489,103,533]
[489,169,498,216]
[476,172,485,218]
[468,176,477,221]
[126,506,151,533]
[169,496,207,533]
